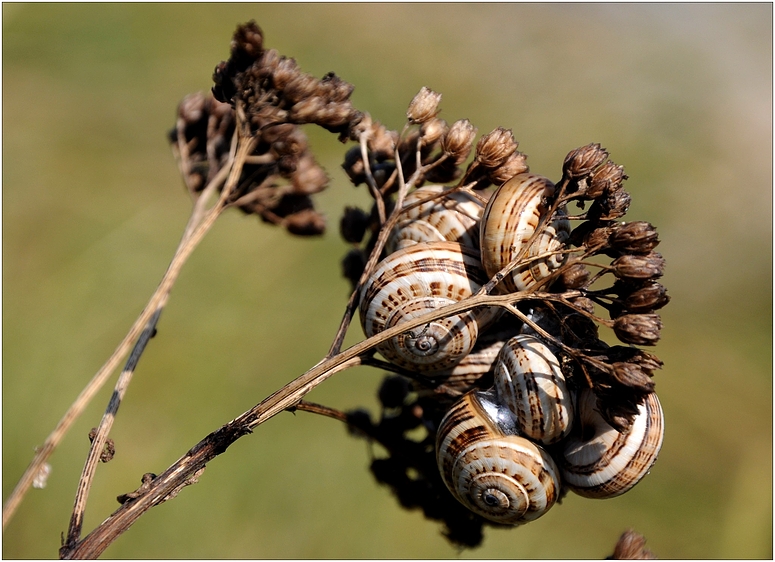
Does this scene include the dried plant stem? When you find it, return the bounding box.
[59,290,539,559]
[2,125,254,531]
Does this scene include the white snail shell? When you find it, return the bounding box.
[493,334,574,444]
[387,185,484,254]
[480,173,571,292]
[436,391,561,524]
[559,389,664,499]
[359,241,498,373]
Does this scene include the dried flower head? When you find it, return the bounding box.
[474,127,518,169]
[407,86,442,124]
[441,119,477,165]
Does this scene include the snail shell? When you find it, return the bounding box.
[559,389,664,499]
[480,173,571,292]
[387,185,484,254]
[493,334,574,444]
[429,317,523,392]
[359,241,498,373]
[436,390,561,524]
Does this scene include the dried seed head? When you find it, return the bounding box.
[378,375,412,408]
[272,57,300,90]
[609,221,660,254]
[612,253,666,280]
[585,225,614,249]
[569,295,596,315]
[284,208,326,236]
[290,154,328,195]
[407,86,442,124]
[368,121,398,160]
[342,248,367,290]
[610,362,656,393]
[319,72,355,103]
[474,127,518,169]
[340,206,371,244]
[487,151,529,185]
[283,73,320,103]
[610,529,657,560]
[441,119,477,165]
[420,118,448,147]
[556,262,591,290]
[589,160,626,197]
[591,189,632,220]
[613,313,663,346]
[563,143,609,179]
[178,92,206,122]
[624,281,670,313]
[231,20,264,62]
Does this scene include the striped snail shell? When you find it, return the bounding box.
[429,317,523,392]
[359,241,498,373]
[386,185,484,254]
[480,173,571,292]
[493,334,574,444]
[436,390,561,524]
[559,389,664,499]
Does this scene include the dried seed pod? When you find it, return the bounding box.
[436,390,561,524]
[386,186,484,253]
[475,127,518,169]
[480,174,571,292]
[493,334,574,444]
[559,389,664,499]
[612,314,663,346]
[407,86,442,124]
[359,242,498,373]
[442,119,477,165]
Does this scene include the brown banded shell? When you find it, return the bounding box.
[429,317,522,392]
[480,173,571,292]
[386,185,484,254]
[359,242,498,373]
[559,389,664,498]
[493,334,574,444]
[436,391,561,525]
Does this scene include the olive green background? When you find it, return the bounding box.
[3,3,772,558]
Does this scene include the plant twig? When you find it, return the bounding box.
[2,117,254,532]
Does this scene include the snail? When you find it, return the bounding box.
[435,389,561,525]
[480,173,571,292]
[386,185,484,254]
[559,389,664,499]
[359,241,498,373]
[493,334,574,444]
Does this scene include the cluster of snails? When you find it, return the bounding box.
[354,163,666,526]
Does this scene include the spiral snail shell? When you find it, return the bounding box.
[359,241,498,373]
[386,185,484,254]
[480,173,571,292]
[436,390,561,524]
[559,389,664,499]
[493,334,574,444]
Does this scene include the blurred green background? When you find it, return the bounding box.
[3,3,771,558]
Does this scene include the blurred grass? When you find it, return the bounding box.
[3,3,771,558]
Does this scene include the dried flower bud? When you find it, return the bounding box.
[589,160,626,198]
[609,221,660,254]
[585,225,614,249]
[610,529,657,560]
[340,206,370,244]
[441,119,476,165]
[342,146,366,185]
[605,345,663,371]
[569,295,596,314]
[342,248,367,290]
[272,57,300,90]
[283,73,320,104]
[624,281,670,313]
[475,127,518,169]
[596,391,641,432]
[231,20,264,62]
[407,86,442,124]
[419,118,447,147]
[612,253,665,280]
[369,122,398,160]
[178,92,206,122]
[284,208,326,236]
[556,262,591,290]
[591,189,632,220]
[487,151,529,185]
[563,143,609,179]
[610,362,656,393]
[319,72,355,103]
[290,154,328,195]
[613,313,662,345]
[378,375,412,408]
